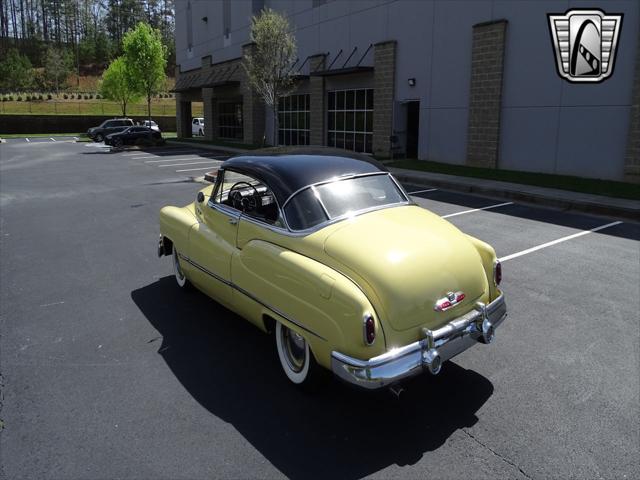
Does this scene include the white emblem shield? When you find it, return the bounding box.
[548,9,623,83]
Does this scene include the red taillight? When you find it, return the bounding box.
[364,314,375,345]
[455,293,465,302]
[494,260,502,285]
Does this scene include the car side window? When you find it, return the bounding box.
[103,121,114,128]
[212,170,284,227]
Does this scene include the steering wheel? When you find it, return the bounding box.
[228,181,260,212]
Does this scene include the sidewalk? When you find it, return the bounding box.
[166,139,639,221]
[391,167,639,221]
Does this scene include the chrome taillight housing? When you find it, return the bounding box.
[363,313,375,345]
[494,260,502,286]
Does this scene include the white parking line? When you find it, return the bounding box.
[441,202,513,218]
[145,156,223,163]
[123,149,199,157]
[499,221,623,262]
[175,166,221,172]
[408,188,438,194]
[50,137,56,142]
[25,138,30,142]
[159,160,223,167]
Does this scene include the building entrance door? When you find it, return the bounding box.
[406,101,420,158]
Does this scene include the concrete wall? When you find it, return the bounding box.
[175,0,640,181]
[0,115,177,135]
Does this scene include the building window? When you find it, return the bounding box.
[278,94,310,146]
[218,102,243,139]
[187,1,193,51]
[327,88,373,153]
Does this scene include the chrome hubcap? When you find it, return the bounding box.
[281,327,306,372]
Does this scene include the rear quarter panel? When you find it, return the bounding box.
[231,238,387,369]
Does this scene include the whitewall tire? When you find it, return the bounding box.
[172,245,190,289]
[275,321,320,386]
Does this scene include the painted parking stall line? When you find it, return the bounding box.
[145,156,225,163]
[499,221,623,262]
[159,160,224,167]
[175,166,222,172]
[441,202,514,219]
[123,149,202,157]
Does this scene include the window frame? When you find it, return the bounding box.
[327,88,374,154]
[209,168,287,230]
[277,93,310,147]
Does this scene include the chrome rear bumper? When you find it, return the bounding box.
[331,293,507,390]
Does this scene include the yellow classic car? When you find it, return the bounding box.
[158,151,507,390]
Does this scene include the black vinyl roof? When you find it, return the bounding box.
[222,148,386,204]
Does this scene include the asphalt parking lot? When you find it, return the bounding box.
[1,139,638,479]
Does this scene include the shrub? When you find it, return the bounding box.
[84,94,89,100]
[17,96,22,101]
[47,94,51,100]
[63,94,68,99]
[39,94,43,100]
[88,94,93,99]
[8,95,13,101]
[95,94,101,99]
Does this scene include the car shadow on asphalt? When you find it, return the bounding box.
[131,276,494,480]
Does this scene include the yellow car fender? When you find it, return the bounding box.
[231,239,387,369]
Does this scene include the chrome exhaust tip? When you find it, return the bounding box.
[422,348,442,375]
[479,318,495,344]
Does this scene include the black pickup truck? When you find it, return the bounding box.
[87,118,134,142]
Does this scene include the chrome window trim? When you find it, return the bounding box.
[281,201,411,236]
[282,171,389,209]
[207,169,413,237]
[309,185,331,221]
[282,172,411,233]
[178,253,326,341]
[208,167,288,228]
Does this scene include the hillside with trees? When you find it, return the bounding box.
[0,0,175,92]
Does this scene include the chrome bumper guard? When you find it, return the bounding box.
[331,293,507,390]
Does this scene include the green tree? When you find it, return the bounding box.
[243,8,297,146]
[122,22,167,122]
[0,49,35,91]
[100,56,140,116]
[44,47,73,95]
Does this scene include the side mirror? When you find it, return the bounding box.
[197,192,205,203]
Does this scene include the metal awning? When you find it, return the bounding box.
[310,66,373,77]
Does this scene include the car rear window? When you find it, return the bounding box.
[284,174,406,231]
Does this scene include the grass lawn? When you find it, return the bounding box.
[390,159,640,200]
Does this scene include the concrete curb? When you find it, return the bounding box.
[390,167,640,222]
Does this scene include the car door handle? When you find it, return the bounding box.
[228,217,238,225]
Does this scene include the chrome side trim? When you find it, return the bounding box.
[179,253,231,286]
[177,253,326,341]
